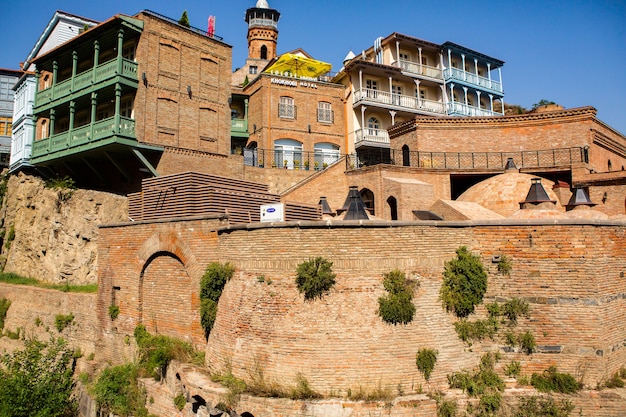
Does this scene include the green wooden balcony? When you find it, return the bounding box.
[32,116,136,162]
[231,118,249,138]
[35,58,138,109]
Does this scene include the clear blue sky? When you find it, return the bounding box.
[2,0,624,134]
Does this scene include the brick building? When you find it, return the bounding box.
[28,10,236,192]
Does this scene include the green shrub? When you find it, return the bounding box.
[55,313,74,332]
[199,262,235,337]
[504,361,522,377]
[289,373,321,399]
[437,399,457,417]
[174,393,186,410]
[416,348,438,381]
[519,330,536,354]
[514,395,575,417]
[530,366,581,394]
[295,257,336,300]
[378,269,416,324]
[0,272,97,292]
[109,305,120,320]
[448,352,504,415]
[91,363,149,417]
[0,337,77,416]
[604,372,625,388]
[4,226,15,249]
[503,297,530,325]
[440,246,488,318]
[0,297,10,331]
[497,254,512,275]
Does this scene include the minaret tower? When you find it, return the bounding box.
[245,0,280,61]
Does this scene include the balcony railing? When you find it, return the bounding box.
[447,102,501,117]
[354,88,446,115]
[32,116,135,157]
[347,147,585,170]
[355,128,390,147]
[239,147,342,170]
[35,57,138,107]
[231,118,248,134]
[397,60,443,80]
[443,67,503,93]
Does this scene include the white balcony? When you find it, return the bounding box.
[397,60,443,80]
[447,102,501,117]
[354,89,446,115]
[355,128,390,148]
[443,67,503,93]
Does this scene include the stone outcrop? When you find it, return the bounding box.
[0,172,128,284]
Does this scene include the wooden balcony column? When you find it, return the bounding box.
[474,57,479,79]
[52,61,58,100]
[462,86,468,106]
[117,29,125,74]
[476,91,482,111]
[440,84,447,106]
[90,92,97,141]
[68,101,75,135]
[71,51,78,92]
[92,40,100,83]
[487,63,492,89]
[418,47,423,73]
[114,83,122,135]
[461,54,466,81]
[413,79,421,107]
[49,108,56,136]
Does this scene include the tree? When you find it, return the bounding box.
[0,337,76,417]
[531,99,556,110]
[440,246,488,318]
[178,10,190,27]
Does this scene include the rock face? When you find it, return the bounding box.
[0,172,128,284]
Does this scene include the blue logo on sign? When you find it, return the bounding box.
[267,208,276,213]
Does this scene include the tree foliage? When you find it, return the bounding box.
[200,262,235,337]
[440,246,488,318]
[0,337,76,417]
[378,269,416,324]
[295,257,336,300]
[178,10,190,27]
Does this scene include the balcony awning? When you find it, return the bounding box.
[264,53,331,78]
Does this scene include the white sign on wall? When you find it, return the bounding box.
[260,203,284,222]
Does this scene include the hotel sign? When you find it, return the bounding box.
[271,78,318,89]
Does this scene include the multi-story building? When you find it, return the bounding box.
[28,10,233,192]
[0,69,21,168]
[10,11,99,174]
[333,33,504,164]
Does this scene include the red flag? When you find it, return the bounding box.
[208,16,215,37]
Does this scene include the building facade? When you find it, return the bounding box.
[9,11,99,174]
[333,33,504,163]
[0,69,21,168]
[28,10,234,192]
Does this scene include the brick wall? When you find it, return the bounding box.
[97,217,626,395]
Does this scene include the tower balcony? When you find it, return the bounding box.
[231,118,249,138]
[354,88,446,116]
[443,67,503,94]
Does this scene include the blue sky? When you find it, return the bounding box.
[2,0,624,134]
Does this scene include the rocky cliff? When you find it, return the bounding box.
[0,172,128,284]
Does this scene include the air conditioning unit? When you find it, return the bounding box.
[260,203,284,222]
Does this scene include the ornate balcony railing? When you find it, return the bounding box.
[32,116,135,157]
[447,102,501,117]
[443,67,503,93]
[355,128,390,147]
[397,60,443,80]
[347,147,585,170]
[35,58,138,107]
[231,118,248,134]
[354,88,446,115]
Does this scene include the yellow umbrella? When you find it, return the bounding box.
[265,53,331,79]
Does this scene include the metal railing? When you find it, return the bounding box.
[347,147,586,170]
[397,60,443,79]
[443,67,503,93]
[240,148,341,170]
[354,88,446,115]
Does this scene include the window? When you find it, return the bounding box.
[260,45,268,60]
[366,79,378,98]
[392,85,402,105]
[274,139,302,169]
[317,102,333,123]
[249,66,257,74]
[122,42,136,60]
[75,111,89,128]
[367,117,380,136]
[399,52,409,70]
[41,120,48,139]
[279,96,296,119]
[121,97,134,118]
[314,142,340,169]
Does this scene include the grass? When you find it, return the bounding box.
[0,272,97,293]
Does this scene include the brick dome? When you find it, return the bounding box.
[457,172,562,217]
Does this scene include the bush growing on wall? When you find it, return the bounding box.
[378,269,417,325]
[0,298,10,331]
[416,348,438,381]
[295,257,336,300]
[440,246,488,318]
[200,262,235,338]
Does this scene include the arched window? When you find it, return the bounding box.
[260,45,268,60]
[402,144,410,166]
[274,139,302,169]
[367,117,380,136]
[314,142,340,170]
[360,188,375,216]
[387,196,398,220]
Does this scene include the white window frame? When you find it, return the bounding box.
[279,96,295,119]
[317,102,333,123]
